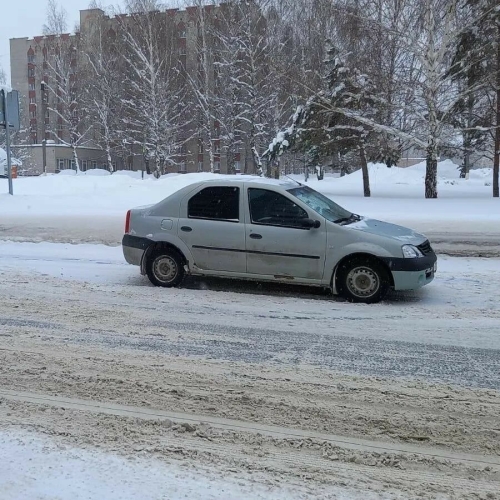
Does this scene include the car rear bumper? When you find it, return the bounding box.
[122,234,152,266]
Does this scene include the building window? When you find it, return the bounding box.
[28,54,35,63]
[178,23,186,38]
[57,123,63,131]
[214,160,221,172]
[179,161,187,173]
[92,160,97,169]
[28,68,35,77]
[81,160,87,171]
[214,142,220,153]
[29,83,35,91]
[45,110,50,119]
[197,161,203,172]
[57,159,66,170]
[30,111,37,119]
[30,97,36,104]
[179,46,186,56]
[234,161,241,172]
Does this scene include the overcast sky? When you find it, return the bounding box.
[0,0,197,84]
[0,0,120,82]
[1,0,205,84]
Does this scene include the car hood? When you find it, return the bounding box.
[346,217,426,244]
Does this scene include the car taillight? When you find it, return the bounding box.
[125,210,131,234]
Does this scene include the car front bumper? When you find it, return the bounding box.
[392,262,437,290]
[380,253,437,291]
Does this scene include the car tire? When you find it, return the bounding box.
[146,248,185,288]
[336,257,390,304]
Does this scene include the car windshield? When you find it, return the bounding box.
[288,185,353,223]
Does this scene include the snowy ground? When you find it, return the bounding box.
[2,429,355,500]
[1,161,499,499]
[1,242,499,499]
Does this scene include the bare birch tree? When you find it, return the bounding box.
[118,0,188,177]
[186,0,219,173]
[80,6,124,172]
[42,0,91,172]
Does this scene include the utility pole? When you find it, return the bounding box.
[1,89,14,195]
[41,81,47,174]
[493,21,500,198]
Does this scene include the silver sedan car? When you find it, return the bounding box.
[122,178,436,303]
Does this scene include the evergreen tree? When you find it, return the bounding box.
[447,2,493,178]
[463,0,500,196]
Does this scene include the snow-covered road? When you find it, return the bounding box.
[0,242,498,388]
[2,213,499,256]
[1,242,499,499]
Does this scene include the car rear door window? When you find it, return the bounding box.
[188,186,239,221]
[248,188,308,228]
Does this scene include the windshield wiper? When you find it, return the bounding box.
[334,214,361,225]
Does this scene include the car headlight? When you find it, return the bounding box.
[402,244,424,258]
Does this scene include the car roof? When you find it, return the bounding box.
[194,176,300,190]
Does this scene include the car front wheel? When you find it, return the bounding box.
[336,258,390,304]
[146,248,185,287]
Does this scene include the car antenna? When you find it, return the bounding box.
[284,175,303,186]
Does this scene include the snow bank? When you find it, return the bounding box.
[292,160,493,199]
[0,161,498,236]
[58,168,112,176]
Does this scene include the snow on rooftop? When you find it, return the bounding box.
[0,147,22,167]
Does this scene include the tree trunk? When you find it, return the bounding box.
[494,26,500,198]
[209,145,215,174]
[72,146,80,174]
[425,140,438,198]
[462,90,474,179]
[106,144,114,173]
[359,145,371,197]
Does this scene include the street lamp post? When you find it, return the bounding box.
[41,82,47,174]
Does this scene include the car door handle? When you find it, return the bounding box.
[249,233,262,239]
[181,226,192,232]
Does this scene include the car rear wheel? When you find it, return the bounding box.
[146,248,185,287]
[337,258,390,304]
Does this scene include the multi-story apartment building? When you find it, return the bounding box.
[10,5,258,175]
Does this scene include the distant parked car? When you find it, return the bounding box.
[122,179,437,303]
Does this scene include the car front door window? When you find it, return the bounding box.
[248,188,308,228]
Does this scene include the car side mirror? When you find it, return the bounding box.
[301,218,321,229]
